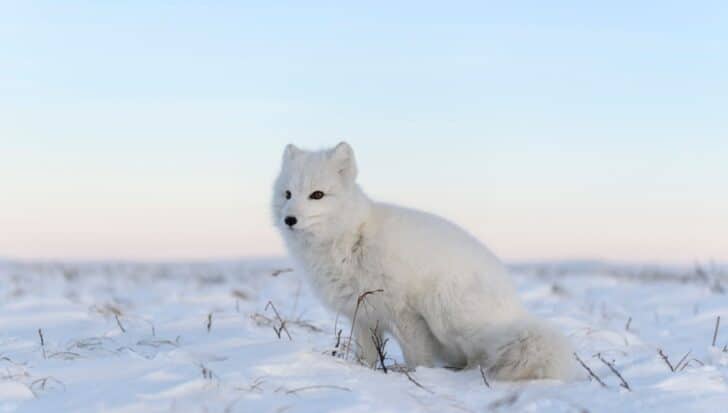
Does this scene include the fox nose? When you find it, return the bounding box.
[284,216,297,227]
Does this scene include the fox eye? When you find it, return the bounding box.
[285,190,291,199]
[309,190,325,200]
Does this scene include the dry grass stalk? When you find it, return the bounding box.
[674,350,692,372]
[712,316,721,347]
[658,347,702,372]
[115,315,126,333]
[574,353,606,387]
[236,376,266,394]
[331,329,343,357]
[402,369,434,394]
[47,351,81,360]
[265,301,292,340]
[658,349,675,372]
[285,384,351,394]
[91,303,123,317]
[478,365,490,388]
[597,354,631,391]
[200,363,215,380]
[38,329,46,359]
[30,376,66,393]
[231,289,249,300]
[271,268,293,277]
[137,338,179,348]
[345,289,384,360]
[290,317,322,333]
[574,353,607,387]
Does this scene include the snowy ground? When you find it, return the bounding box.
[1,259,727,413]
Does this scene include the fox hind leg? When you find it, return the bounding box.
[392,312,448,369]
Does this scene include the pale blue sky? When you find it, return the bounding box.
[2,1,727,262]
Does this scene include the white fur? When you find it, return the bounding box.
[272,142,579,381]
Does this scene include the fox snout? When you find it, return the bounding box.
[284,216,297,227]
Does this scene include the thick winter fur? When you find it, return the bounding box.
[272,142,579,381]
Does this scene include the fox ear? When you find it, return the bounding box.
[329,141,357,183]
[283,144,301,162]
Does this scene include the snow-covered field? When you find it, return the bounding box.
[1,259,727,413]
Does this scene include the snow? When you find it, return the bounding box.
[1,259,726,412]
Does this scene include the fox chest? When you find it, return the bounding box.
[299,247,385,318]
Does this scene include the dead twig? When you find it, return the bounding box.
[597,354,631,391]
[345,289,384,360]
[625,317,632,331]
[574,353,606,387]
[207,313,213,333]
[370,322,389,373]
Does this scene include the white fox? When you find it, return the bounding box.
[272,142,578,381]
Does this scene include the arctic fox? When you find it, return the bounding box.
[272,142,578,381]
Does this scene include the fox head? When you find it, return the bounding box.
[272,142,370,244]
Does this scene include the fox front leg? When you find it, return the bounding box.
[392,312,440,369]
